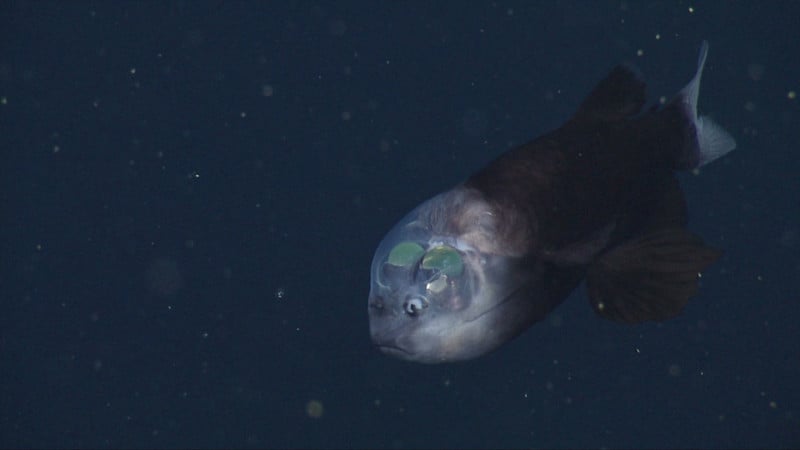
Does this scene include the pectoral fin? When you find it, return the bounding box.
[585,228,721,323]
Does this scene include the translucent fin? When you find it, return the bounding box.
[678,41,737,167]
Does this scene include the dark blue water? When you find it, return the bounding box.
[2,1,798,448]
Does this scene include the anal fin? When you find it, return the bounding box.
[585,228,721,323]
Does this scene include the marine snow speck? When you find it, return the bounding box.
[368,41,736,363]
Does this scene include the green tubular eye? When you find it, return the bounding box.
[387,242,425,267]
[421,246,464,277]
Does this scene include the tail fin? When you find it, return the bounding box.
[674,41,737,168]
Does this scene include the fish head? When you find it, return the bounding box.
[368,189,542,363]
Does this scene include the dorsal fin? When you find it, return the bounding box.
[575,64,647,121]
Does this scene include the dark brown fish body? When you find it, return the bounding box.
[368,42,735,363]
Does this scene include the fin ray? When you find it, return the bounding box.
[586,228,721,323]
[674,40,736,168]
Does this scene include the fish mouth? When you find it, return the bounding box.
[375,343,413,357]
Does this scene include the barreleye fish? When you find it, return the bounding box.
[368,41,736,363]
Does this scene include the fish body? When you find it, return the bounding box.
[368,42,735,363]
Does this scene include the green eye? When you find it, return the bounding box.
[387,242,425,267]
[421,246,464,277]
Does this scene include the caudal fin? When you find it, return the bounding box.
[674,41,737,168]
